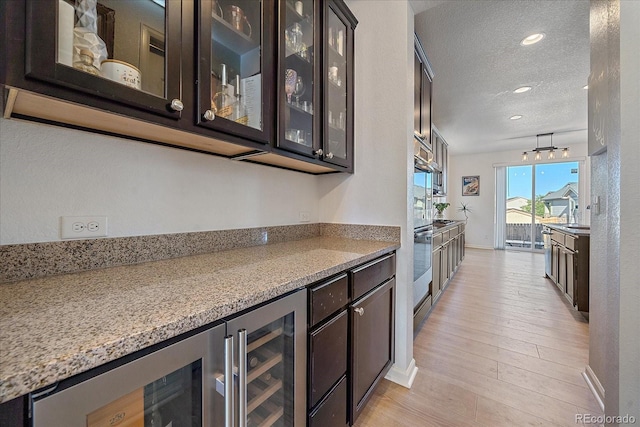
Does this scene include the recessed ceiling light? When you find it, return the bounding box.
[583,85,589,89]
[510,115,523,120]
[520,33,545,46]
[514,86,532,93]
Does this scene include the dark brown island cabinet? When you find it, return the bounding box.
[431,223,465,304]
[307,253,395,426]
[548,227,590,312]
[0,0,356,174]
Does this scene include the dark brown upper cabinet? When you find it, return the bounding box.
[414,34,433,150]
[271,0,356,172]
[321,0,356,170]
[275,0,320,158]
[196,0,275,145]
[25,0,182,119]
[1,0,357,174]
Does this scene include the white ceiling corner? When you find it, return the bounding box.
[414,0,590,155]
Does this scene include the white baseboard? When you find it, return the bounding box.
[384,358,418,389]
[583,365,605,412]
[464,244,494,250]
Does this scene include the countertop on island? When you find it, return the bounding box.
[0,236,399,404]
[545,223,591,236]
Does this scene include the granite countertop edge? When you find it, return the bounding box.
[545,223,591,236]
[0,237,399,404]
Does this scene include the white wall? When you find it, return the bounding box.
[0,0,417,388]
[319,0,416,386]
[447,143,589,249]
[0,117,319,244]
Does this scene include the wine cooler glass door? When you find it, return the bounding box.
[225,290,306,427]
[31,323,226,427]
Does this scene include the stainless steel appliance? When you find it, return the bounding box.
[413,137,434,327]
[30,290,306,427]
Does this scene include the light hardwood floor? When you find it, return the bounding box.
[355,248,603,427]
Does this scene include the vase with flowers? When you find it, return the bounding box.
[434,202,450,220]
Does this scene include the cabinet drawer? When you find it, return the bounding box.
[565,235,576,251]
[432,232,443,247]
[350,253,396,300]
[309,376,348,427]
[309,274,348,327]
[309,310,348,408]
[551,230,565,245]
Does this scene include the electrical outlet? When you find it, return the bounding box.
[299,211,310,222]
[61,216,108,239]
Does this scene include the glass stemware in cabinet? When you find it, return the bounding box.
[285,69,297,104]
[293,76,305,106]
[279,0,315,154]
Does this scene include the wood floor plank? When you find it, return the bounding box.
[421,363,582,427]
[475,396,564,427]
[354,248,602,427]
[536,344,590,367]
[497,362,602,413]
[417,322,589,387]
[413,341,499,379]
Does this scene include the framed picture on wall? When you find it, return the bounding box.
[462,176,480,196]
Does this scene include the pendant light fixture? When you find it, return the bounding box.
[521,133,569,162]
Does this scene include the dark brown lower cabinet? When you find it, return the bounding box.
[547,227,589,312]
[309,311,348,408]
[307,253,396,427]
[350,277,395,424]
[309,377,348,427]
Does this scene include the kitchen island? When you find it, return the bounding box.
[0,226,399,406]
[544,223,590,313]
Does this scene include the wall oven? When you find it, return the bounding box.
[30,290,306,427]
[413,139,433,326]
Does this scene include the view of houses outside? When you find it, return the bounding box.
[506,162,579,249]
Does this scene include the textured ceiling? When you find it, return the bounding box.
[414,0,590,154]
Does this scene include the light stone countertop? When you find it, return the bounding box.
[545,223,591,236]
[0,236,399,404]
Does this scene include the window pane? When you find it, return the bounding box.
[506,165,533,249]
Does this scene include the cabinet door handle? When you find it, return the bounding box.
[326,152,334,159]
[354,307,364,316]
[169,98,184,112]
[224,335,234,427]
[238,329,247,427]
[314,148,323,157]
[203,109,216,121]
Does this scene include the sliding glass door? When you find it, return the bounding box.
[505,161,580,251]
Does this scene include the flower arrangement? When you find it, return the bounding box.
[434,202,450,219]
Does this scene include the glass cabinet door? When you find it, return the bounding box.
[26,0,182,118]
[197,0,274,144]
[277,0,318,157]
[323,0,354,168]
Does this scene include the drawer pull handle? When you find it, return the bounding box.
[354,307,364,316]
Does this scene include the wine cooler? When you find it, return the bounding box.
[30,290,306,427]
